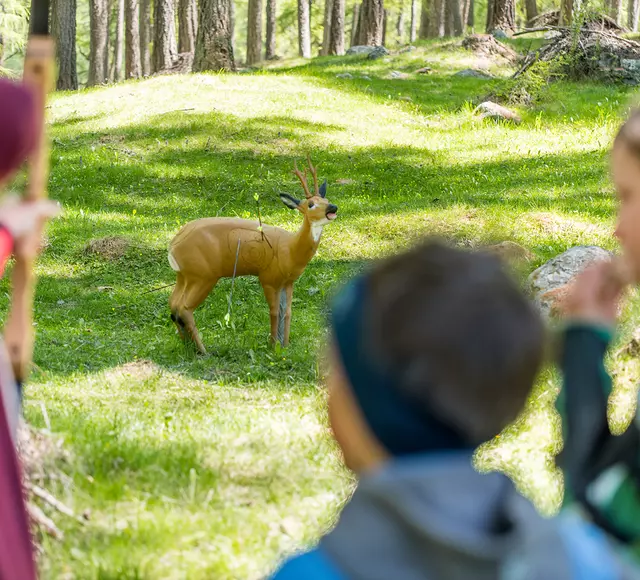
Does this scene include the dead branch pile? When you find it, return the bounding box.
[528,9,627,32]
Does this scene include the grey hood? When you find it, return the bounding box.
[320,453,638,580]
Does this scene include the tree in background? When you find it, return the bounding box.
[140,0,152,75]
[115,0,124,80]
[351,2,360,45]
[410,0,418,41]
[322,0,333,55]
[358,0,383,44]
[630,0,640,31]
[421,0,444,37]
[610,0,623,23]
[559,0,573,24]
[266,0,278,58]
[179,0,198,54]
[125,0,142,77]
[449,0,463,35]
[486,0,514,33]
[154,0,178,71]
[195,0,236,70]
[298,0,311,56]
[329,0,345,53]
[52,0,78,89]
[246,0,263,64]
[525,0,537,24]
[89,0,109,85]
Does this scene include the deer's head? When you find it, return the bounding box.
[280,156,338,229]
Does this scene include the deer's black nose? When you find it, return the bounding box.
[327,204,338,215]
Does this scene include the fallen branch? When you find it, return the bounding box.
[26,482,85,524]
[27,502,63,540]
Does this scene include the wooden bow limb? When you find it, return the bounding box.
[3,0,55,384]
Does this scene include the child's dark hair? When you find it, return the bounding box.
[615,108,640,158]
[367,239,545,443]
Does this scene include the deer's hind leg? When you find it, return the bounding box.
[170,274,217,354]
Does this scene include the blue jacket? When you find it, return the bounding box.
[270,454,640,580]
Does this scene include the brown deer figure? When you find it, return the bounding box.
[168,157,338,354]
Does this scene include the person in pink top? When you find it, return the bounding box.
[0,77,59,580]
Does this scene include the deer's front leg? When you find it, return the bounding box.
[261,284,281,345]
[283,284,294,346]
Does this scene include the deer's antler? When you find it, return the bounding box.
[293,160,313,199]
[306,154,319,197]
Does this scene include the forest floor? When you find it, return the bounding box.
[3,38,640,579]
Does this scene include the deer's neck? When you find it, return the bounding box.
[291,218,322,267]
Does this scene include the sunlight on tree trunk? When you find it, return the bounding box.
[382,7,388,43]
[629,0,640,31]
[610,0,623,24]
[52,0,78,90]
[351,2,360,45]
[559,0,572,26]
[449,0,463,35]
[410,0,418,41]
[266,0,277,59]
[125,0,142,78]
[179,0,198,54]
[194,0,235,70]
[153,0,178,71]
[115,0,124,80]
[358,0,383,45]
[322,0,333,55]
[89,0,109,85]
[140,0,152,74]
[397,6,405,43]
[298,0,311,57]
[246,0,263,64]
[462,0,472,29]
[329,0,346,54]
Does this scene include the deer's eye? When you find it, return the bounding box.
[308,201,315,208]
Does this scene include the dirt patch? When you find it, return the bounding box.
[523,212,606,237]
[18,423,70,484]
[108,359,162,381]
[84,236,130,260]
[462,34,518,65]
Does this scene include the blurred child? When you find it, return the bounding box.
[271,239,638,580]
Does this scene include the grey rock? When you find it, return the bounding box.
[346,45,376,55]
[474,101,521,123]
[388,70,410,79]
[491,29,509,40]
[399,45,417,53]
[360,75,372,80]
[622,59,640,72]
[455,68,494,79]
[336,73,354,79]
[528,246,614,316]
[368,46,390,60]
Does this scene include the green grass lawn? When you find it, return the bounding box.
[3,40,640,579]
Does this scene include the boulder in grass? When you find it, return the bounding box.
[528,246,614,317]
[455,68,494,80]
[388,70,410,79]
[336,73,354,79]
[474,101,521,124]
[368,46,390,60]
[346,46,376,55]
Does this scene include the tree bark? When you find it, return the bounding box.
[629,0,640,31]
[611,0,623,24]
[486,0,514,33]
[322,0,333,55]
[382,7,388,43]
[524,0,537,25]
[449,0,463,35]
[246,0,263,64]
[444,0,452,35]
[125,0,142,77]
[466,0,474,26]
[230,0,237,55]
[329,0,345,53]
[89,0,109,85]
[397,6,405,43]
[115,0,124,80]
[153,0,178,71]
[179,0,198,54]
[559,0,572,25]
[351,2,360,45]
[52,0,78,90]
[357,0,383,45]
[194,0,235,70]
[298,0,312,56]
[410,0,418,41]
[266,0,277,58]
[140,0,152,74]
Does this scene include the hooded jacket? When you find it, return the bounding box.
[271,453,640,580]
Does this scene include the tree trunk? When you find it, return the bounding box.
[486,0,514,33]
[194,0,235,70]
[351,2,360,45]
[179,0,198,54]
[298,0,311,56]
[246,0,263,64]
[322,0,333,55]
[524,0,537,24]
[629,0,640,31]
[115,0,124,80]
[89,0,109,85]
[410,0,418,41]
[230,0,237,55]
[357,0,383,44]
[52,0,78,90]
[140,0,152,74]
[153,0,178,71]
[462,0,471,27]
[125,0,142,77]
[611,0,623,24]
[559,0,572,25]
[266,0,277,58]
[397,6,405,43]
[382,7,388,43]
[466,0,474,26]
[449,0,463,35]
[329,0,345,53]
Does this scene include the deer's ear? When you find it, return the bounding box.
[280,193,302,210]
[319,179,328,198]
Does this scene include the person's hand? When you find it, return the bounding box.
[0,195,60,240]
[562,259,630,329]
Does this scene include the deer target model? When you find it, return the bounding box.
[168,156,338,354]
